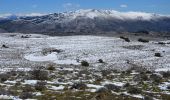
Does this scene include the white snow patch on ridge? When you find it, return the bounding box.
[64,9,169,20]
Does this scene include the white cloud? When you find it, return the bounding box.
[63,3,80,10]
[120,4,128,8]
[0,13,46,18]
[21,13,46,17]
[0,13,12,18]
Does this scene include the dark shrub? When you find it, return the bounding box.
[120,36,130,42]
[155,53,162,57]
[127,86,142,94]
[138,38,149,43]
[35,81,46,91]
[144,96,154,100]
[19,92,33,99]
[30,69,48,80]
[2,44,9,48]
[162,71,170,78]
[98,59,104,63]
[158,42,166,45]
[81,60,89,67]
[0,73,10,82]
[104,84,121,92]
[70,83,87,90]
[123,83,130,88]
[21,35,30,38]
[22,85,35,92]
[47,64,55,71]
[137,73,149,81]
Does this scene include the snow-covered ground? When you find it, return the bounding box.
[0,33,170,71]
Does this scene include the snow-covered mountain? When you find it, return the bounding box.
[0,9,170,34]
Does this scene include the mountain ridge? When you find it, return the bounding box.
[0,9,170,35]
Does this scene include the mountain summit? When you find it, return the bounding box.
[0,9,170,35]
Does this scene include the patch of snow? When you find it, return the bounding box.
[155,68,170,72]
[87,84,103,89]
[101,81,125,87]
[123,92,144,99]
[33,92,42,96]
[24,53,57,62]
[159,82,170,90]
[4,80,17,84]
[0,95,20,100]
[54,59,80,65]
[87,89,96,92]
[22,80,38,85]
[50,85,65,90]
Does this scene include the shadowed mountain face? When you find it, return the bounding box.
[0,9,170,35]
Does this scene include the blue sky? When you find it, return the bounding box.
[0,0,170,15]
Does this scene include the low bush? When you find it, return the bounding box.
[19,92,33,99]
[120,36,130,42]
[155,53,162,57]
[35,81,46,91]
[0,73,10,82]
[47,64,55,71]
[98,59,104,63]
[2,44,9,48]
[127,86,142,94]
[22,85,35,92]
[30,69,49,80]
[21,35,30,38]
[161,71,170,78]
[70,83,87,90]
[138,38,149,43]
[81,60,89,67]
